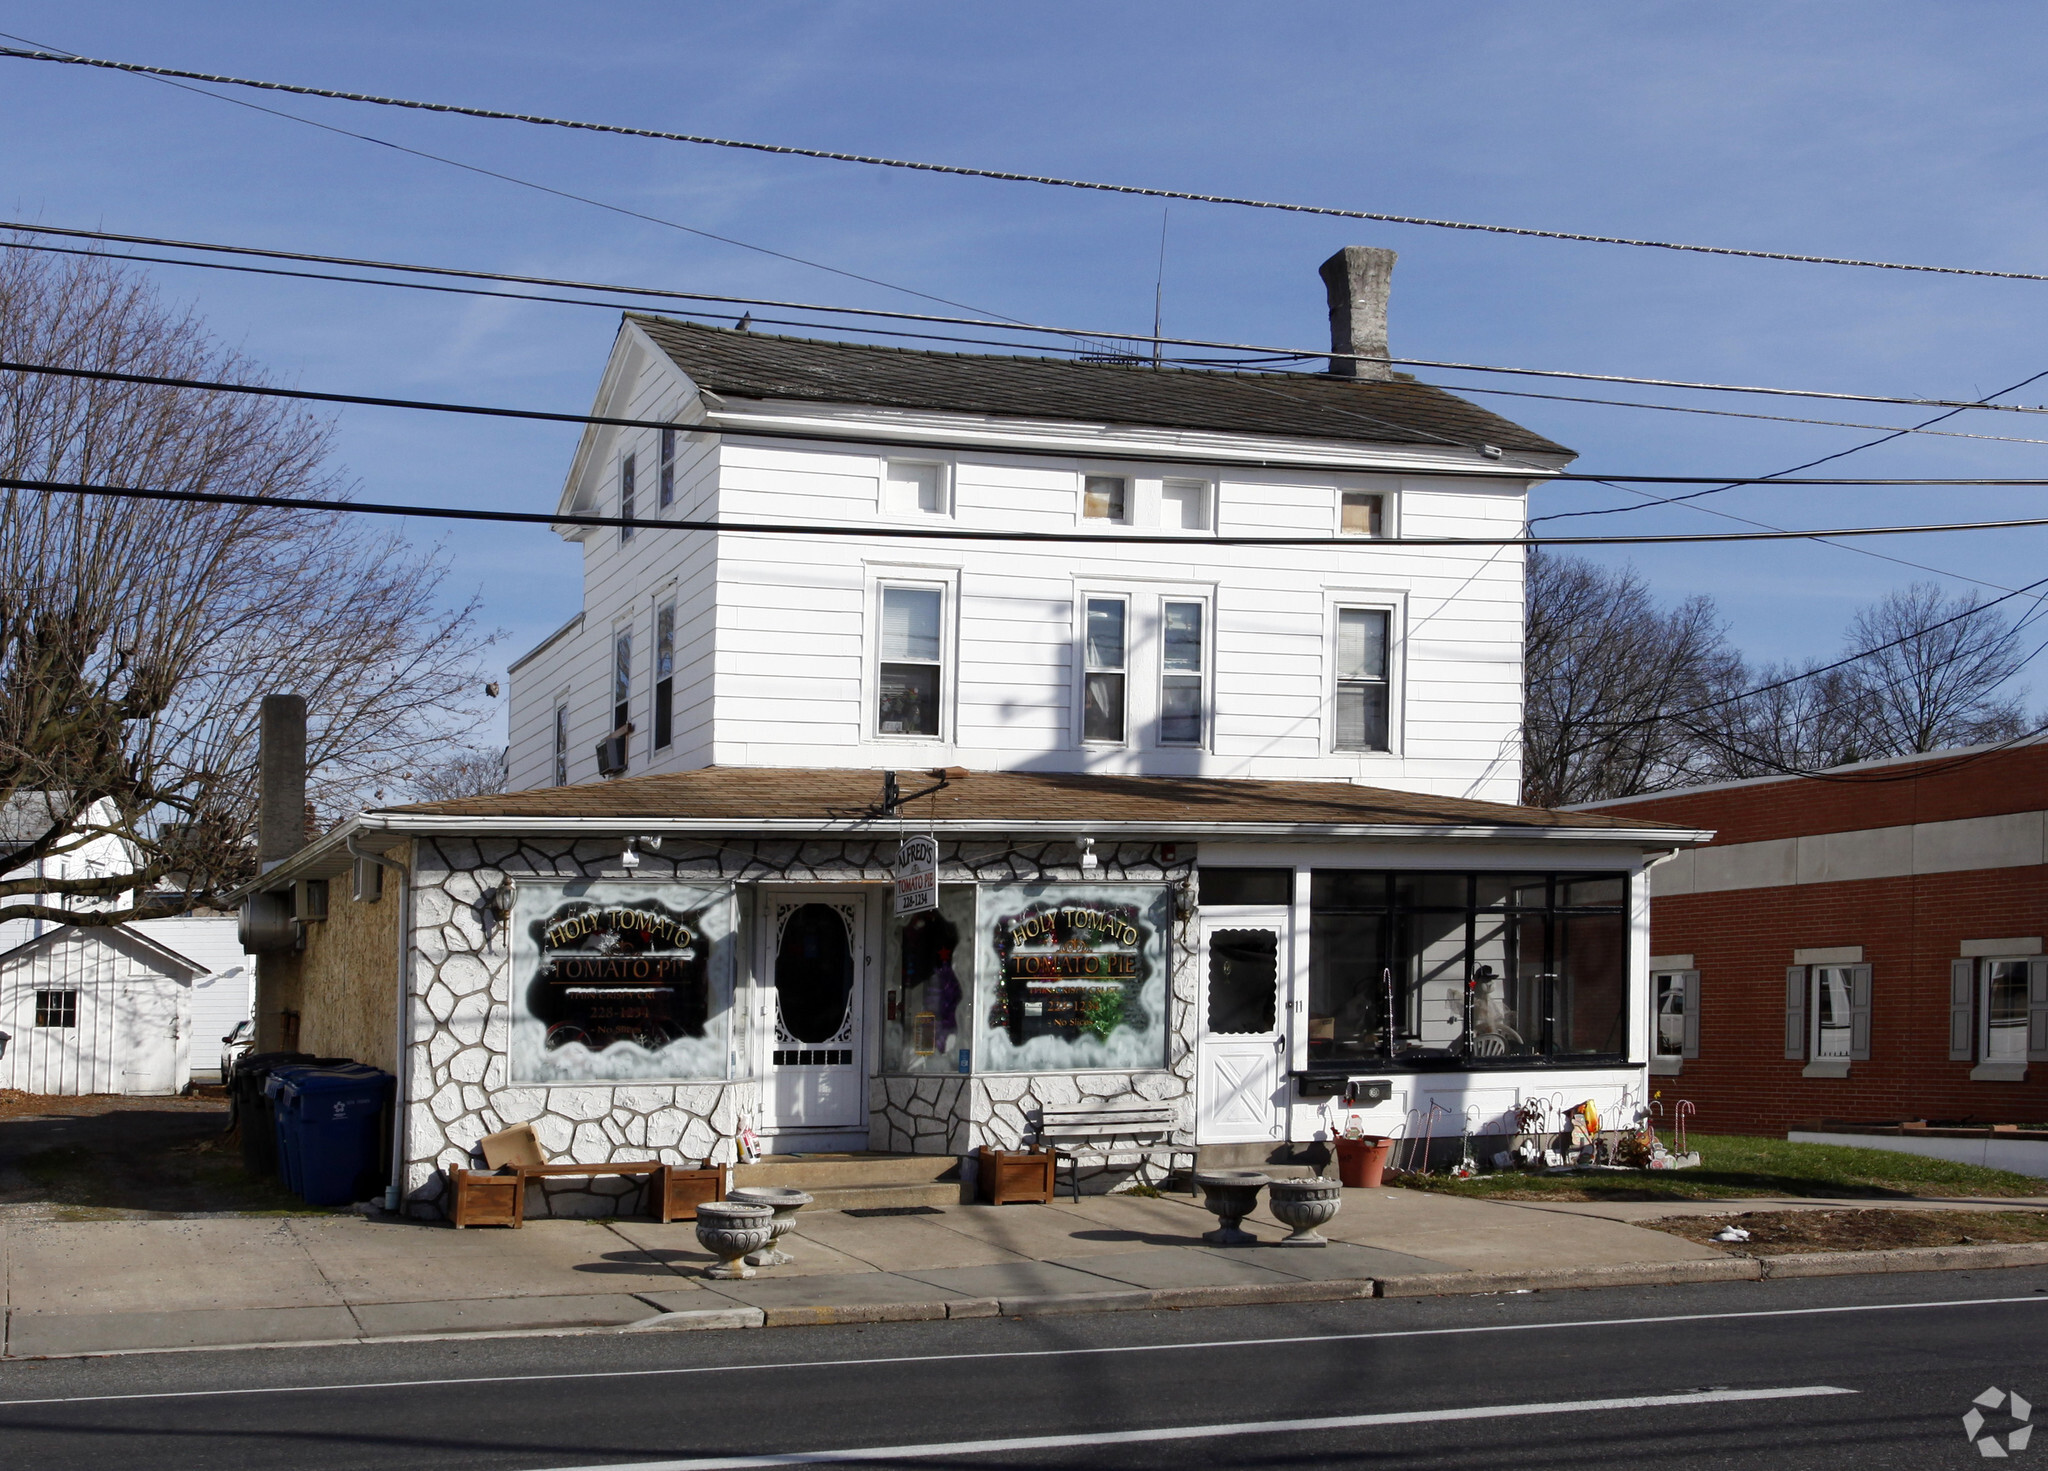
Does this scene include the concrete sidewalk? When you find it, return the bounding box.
[5,1186,2043,1358]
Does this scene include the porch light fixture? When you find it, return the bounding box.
[620,835,663,871]
[1076,836,1099,874]
[487,880,515,919]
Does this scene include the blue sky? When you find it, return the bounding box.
[6,2,2048,731]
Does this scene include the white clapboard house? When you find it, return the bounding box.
[0,793,254,1094]
[245,250,1705,1217]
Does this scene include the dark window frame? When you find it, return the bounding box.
[34,988,78,1028]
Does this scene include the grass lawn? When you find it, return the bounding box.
[1391,1133,2046,1202]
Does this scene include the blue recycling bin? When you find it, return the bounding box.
[264,1066,314,1196]
[278,1065,394,1207]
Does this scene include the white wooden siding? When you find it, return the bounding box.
[506,332,1538,803]
[0,930,191,1095]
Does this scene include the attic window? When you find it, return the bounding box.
[1340,491,1386,538]
[1083,476,1128,522]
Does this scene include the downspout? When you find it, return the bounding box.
[350,830,413,1213]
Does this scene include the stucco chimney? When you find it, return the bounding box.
[1319,246,1396,381]
[258,694,307,872]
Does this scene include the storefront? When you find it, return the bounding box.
[240,768,1703,1218]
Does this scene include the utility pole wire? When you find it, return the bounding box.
[12,45,2048,287]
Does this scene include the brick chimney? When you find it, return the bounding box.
[1319,246,1396,381]
[257,694,307,873]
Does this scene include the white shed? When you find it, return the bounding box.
[0,924,200,1095]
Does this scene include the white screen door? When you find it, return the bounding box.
[1196,911,1289,1143]
[762,893,869,1142]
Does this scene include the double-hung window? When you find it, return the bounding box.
[1334,607,1391,751]
[552,703,569,786]
[878,585,944,737]
[1083,596,1128,743]
[1160,600,1205,744]
[619,454,636,542]
[658,427,676,508]
[1785,961,1870,1075]
[1955,955,2048,1079]
[612,628,632,735]
[1651,969,1698,1066]
[653,600,676,750]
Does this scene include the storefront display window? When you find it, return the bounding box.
[1308,871,1628,1068]
[509,880,734,1083]
[881,884,976,1075]
[977,883,1172,1072]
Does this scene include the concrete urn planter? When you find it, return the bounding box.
[1194,1170,1269,1246]
[728,1185,813,1267]
[1267,1176,1343,1246]
[694,1201,776,1279]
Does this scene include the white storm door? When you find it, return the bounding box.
[1196,911,1289,1144]
[762,893,869,1137]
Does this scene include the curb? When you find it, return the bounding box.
[1757,1240,2048,1278]
[1373,1258,1761,1298]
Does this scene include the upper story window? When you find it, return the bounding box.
[653,599,676,750]
[885,461,948,517]
[1083,475,1129,523]
[1083,596,1129,743]
[1160,600,1205,744]
[659,428,677,508]
[612,627,633,735]
[1340,490,1387,538]
[1334,607,1391,752]
[553,703,569,786]
[878,585,944,737]
[1160,478,1211,531]
[619,453,637,543]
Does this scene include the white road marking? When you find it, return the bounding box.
[513,1386,1860,1470]
[0,1293,2036,1409]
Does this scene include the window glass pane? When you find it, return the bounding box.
[1207,929,1278,1034]
[1201,867,1292,906]
[659,427,676,507]
[881,587,942,663]
[613,630,631,729]
[1311,870,1388,909]
[1554,913,1627,1055]
[1161,677,1202,743]
[1340,491,1384,537]
[1163,602,1202,671]
[619,453,636,541]
[878,663,940,735]
[1393,873,1468,909]
[1085,599,1126,669]
[1402,909,1469,1050]
[1469,917,1537,1057]
[1653,973,1686,1056]
[1337,608,1389,680]
[886,462,943,515]
[1562,875,1627,908]
[1161,478,1208,530]
[1476,874,1551,908]
[1308,910,1387,1063]
[1986,960,2029,1061]
[1335,683,1389,750]
[881,885,976,1074]
[978,883,1172,1072]
[1813,966,1853,1059]
[1083,476,1127,520]
[1083,671,1126,743]
[656,603,675,680]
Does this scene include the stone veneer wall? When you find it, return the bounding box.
[401,835,1193,1218]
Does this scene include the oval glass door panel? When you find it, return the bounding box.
[776,903,855,1043]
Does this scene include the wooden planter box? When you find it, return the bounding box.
[447,1161,727,1228]
[977,1146,1055,1205]
[449,1167,523,1229]
[656,1164,728,1222]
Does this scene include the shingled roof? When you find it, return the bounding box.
[375,766,1685,835]
[631,317,1573,459]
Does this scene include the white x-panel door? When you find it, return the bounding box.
[1196,911,1289,1144]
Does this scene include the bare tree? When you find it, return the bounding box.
[397,747,509,803]
[1833,584,2030,755]
[0,247,496,927]
[1521,550,1744,807]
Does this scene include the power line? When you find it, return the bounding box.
[6,474,2048,547]
[13,44,2048,288]
[10,220,2048,419]
[20,353,2048,487]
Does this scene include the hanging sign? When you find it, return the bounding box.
[894,834,938,917]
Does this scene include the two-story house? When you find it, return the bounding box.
[244,250,1703,1219]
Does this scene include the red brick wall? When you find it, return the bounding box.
[1593,743,2048,846]
[1652,866,2048,1135]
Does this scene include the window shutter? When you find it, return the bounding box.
[1846,963,1873,1061]
[2028,958,2048,1063]
[1949,959,1977,1062]
[1681,970,1701,1059]
[1784,966,1807,1059]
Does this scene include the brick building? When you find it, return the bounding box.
[1579,740,2048,1137]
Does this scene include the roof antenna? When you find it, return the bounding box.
[1151,207,1169,369]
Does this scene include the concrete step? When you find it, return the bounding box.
[806,1181,970,1211]
[734,1152,960,1193]
[1194,1142,1327,1175]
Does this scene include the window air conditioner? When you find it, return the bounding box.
[595,730,630,777]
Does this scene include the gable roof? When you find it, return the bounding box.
[631,317,1573,459]
[0,921,206,978]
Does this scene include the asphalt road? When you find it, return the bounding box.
[4,1268,2047,1469]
